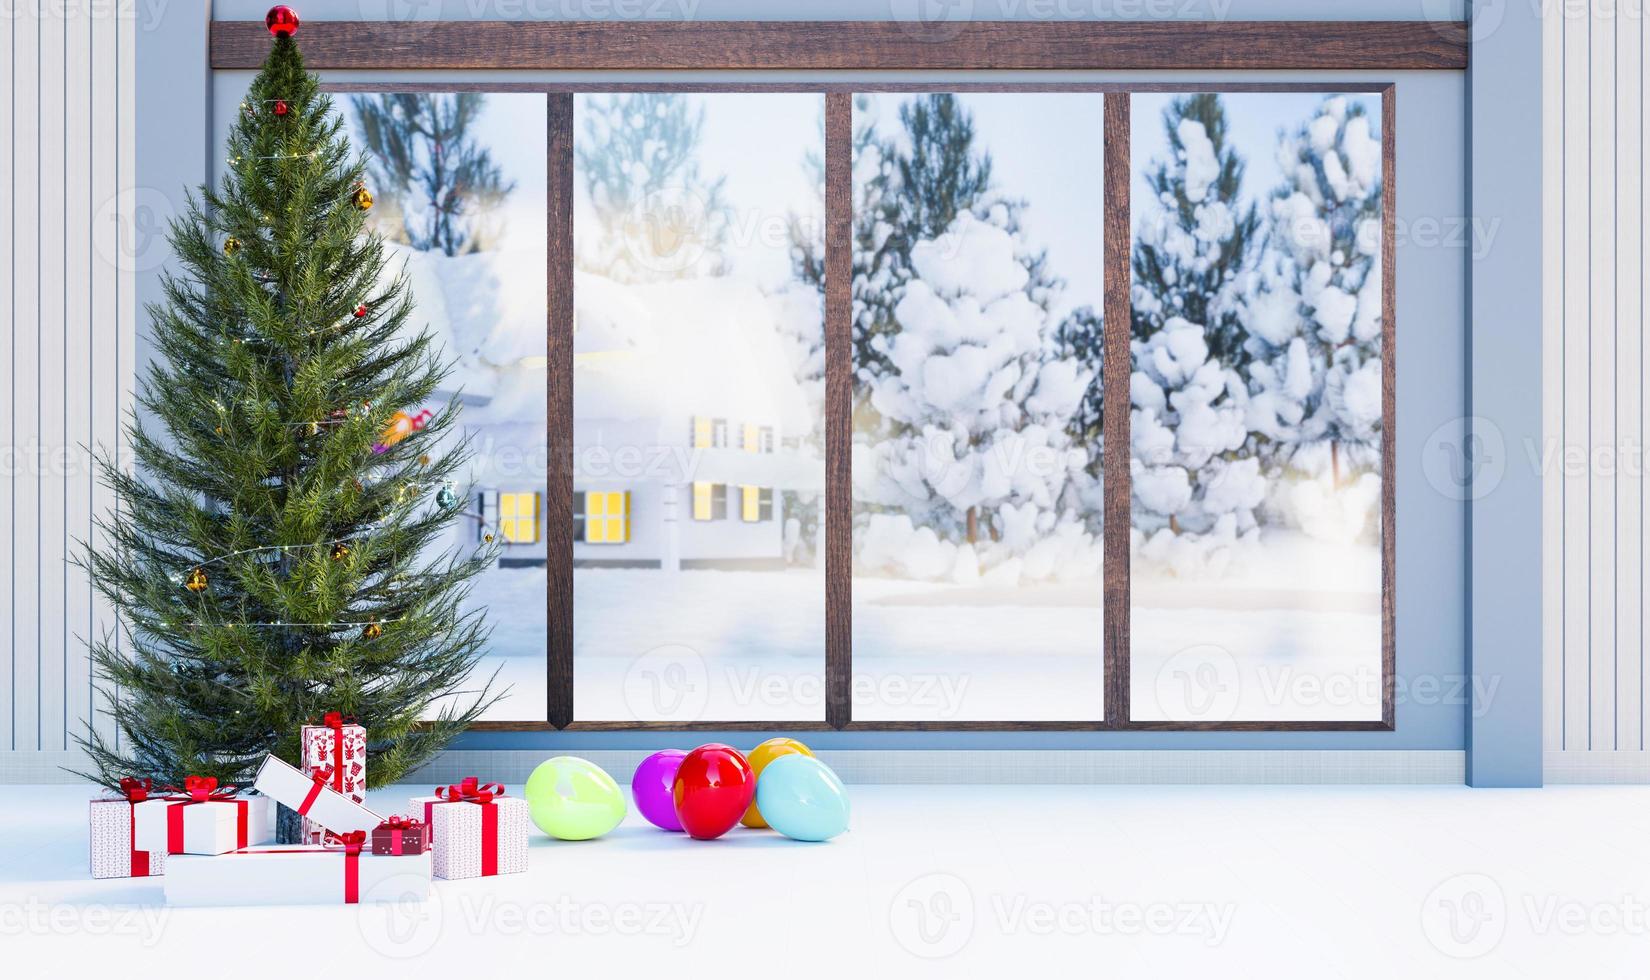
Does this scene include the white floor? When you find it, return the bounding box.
[6,782,1650,978]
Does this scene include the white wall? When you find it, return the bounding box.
[0,4,135,766]
[1543,0,1650,779]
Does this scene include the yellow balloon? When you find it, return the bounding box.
[741,737,814,828]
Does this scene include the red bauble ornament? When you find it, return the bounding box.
[273,100,289,117]
[353,304,368,318]
[265,6,299,38]
[671,743,755,841]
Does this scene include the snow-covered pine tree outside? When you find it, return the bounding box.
[855,208,1096,587]
[1129,94,1266,577]
[1241,95,1384,545]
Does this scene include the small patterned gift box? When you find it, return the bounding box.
[299,712,367,844]
[409,777,529,879]
[371,816,428,856]
[89,778,167,879]
[131,776,272,857]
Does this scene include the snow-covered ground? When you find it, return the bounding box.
[449,529,1381,723]
[11,781,1650,979]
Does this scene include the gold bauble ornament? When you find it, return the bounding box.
[483,532,495,544]
[361,620,383,640]
[185,568,208,592]
[223,237,242,257]
[330,542,350,561]
[351,186,374,211]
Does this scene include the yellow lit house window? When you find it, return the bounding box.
[693,482,727,521]
[499,492,542,544]
[741,485,760,522]
[691,416,728,449]
[585,491,631,544]
[742,423,758,452]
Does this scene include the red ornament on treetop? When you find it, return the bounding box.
[273,100,290,117]
[265,6,299,38]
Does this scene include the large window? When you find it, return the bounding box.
[337,81,1394,731]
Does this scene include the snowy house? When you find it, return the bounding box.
[573,271,823,570]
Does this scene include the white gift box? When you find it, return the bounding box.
[163,844,431,906]
[89,797,166,878]
[411,794,529,880]
[253,754,381,837]
[132,794,272,857]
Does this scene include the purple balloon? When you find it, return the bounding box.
[632,749,688,831]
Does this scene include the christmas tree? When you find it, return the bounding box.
[73,8,500,793]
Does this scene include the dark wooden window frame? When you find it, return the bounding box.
[255,18,1449,732]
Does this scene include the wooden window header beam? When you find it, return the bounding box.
[211,20,1467,72]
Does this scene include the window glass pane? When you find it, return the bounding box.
[345,92,549,722]
[1127,92,1385,722]
[850,93,1108,721]
[573,93,827,722]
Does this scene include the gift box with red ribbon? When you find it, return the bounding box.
[163,831,431,906]
[299,711,367,844]
[90,778,168,878]
[253,754,382,838]
[131,776,273,857]
[409,777,529,879]
[370,815,427,856]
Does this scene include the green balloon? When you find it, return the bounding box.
[524,756,627,840]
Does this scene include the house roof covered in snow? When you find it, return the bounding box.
[573,271,815,433]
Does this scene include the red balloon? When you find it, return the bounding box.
[265,6,299,38]
[672,743,755,840]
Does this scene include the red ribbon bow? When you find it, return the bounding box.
[337,830,367,855]
[166,775,238,803]
[435,776,505,804]
[117,777,152,803]
[158,776,248,854]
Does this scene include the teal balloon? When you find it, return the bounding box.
[753,754,849,842]
[524,756,627,840]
